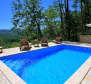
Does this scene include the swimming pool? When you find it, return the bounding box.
[0,44,91,84]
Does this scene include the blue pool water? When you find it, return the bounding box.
[1,44,91,84]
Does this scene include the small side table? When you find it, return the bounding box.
[0,47,3,53]
[33,40,39,47]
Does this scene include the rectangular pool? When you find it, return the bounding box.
[0,44,91,84]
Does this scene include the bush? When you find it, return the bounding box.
[1,42,20,49]
[0,38,5,46]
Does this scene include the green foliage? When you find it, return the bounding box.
[43,5,60,39]
[0,38,5,46]
[44,9,58,20]
[1,0,91,50]
[0,38,20,49]
[0,30,20,42]
[0,30,20,48]
[28,33,38,41]
[83,29,91,35]
[4,42,20,49]
[11,0,44,40]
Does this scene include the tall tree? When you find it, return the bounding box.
[11,0,44,40]
[58,0,64,37]
[43,7,58,39]
[81,0,83,34]
[72,0,79,41]
[64,0,70,40]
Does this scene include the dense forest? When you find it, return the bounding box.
[0,29,20,41]
[0,0,91,48]
[0,29,20,48]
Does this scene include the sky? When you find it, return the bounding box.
[0,0,78,30]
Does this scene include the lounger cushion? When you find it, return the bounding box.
[42,43,47,44]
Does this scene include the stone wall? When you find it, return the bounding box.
[80,35,91,43]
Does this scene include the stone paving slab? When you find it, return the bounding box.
[0,70,11,84]
[81,68,91,84]
[64,56,91,84]
[0,60,27,84]
[0,42,60,57]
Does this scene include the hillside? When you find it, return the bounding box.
[0,29,44,42]
[0,29,20,42]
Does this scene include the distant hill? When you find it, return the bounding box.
[0,29,44,42]
[0,29,20,42]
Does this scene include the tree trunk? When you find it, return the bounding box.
[37,23,43,39]
[87,0,90,33]
[66,0,70,40]
[64,0,67,40]
[58,0,63,37]
[75,0,77,41]
[81,0,83,34]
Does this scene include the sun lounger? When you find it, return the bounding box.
[52,37,62,44]
[20,39,31,51]
[0,47,3,53]
[41,38,48,46]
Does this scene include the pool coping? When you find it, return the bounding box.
[81,67,91,84]
[0,42,61,84]
[0,42,91,84]
[0,60,27,84]
[64,56,91,84]
[62,42,91,84]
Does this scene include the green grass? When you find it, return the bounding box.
[2,42,20,49]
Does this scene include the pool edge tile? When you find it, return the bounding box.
[0,61,26,84]
[0,42,91,84]
[64,56,91,84]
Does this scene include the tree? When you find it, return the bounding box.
[81,0,83,34]
[43,5,59,39]
[71,0,79,41]
[11,0,44,40]
[58,0,64,37]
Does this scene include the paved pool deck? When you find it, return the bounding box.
[0,41,91,84]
